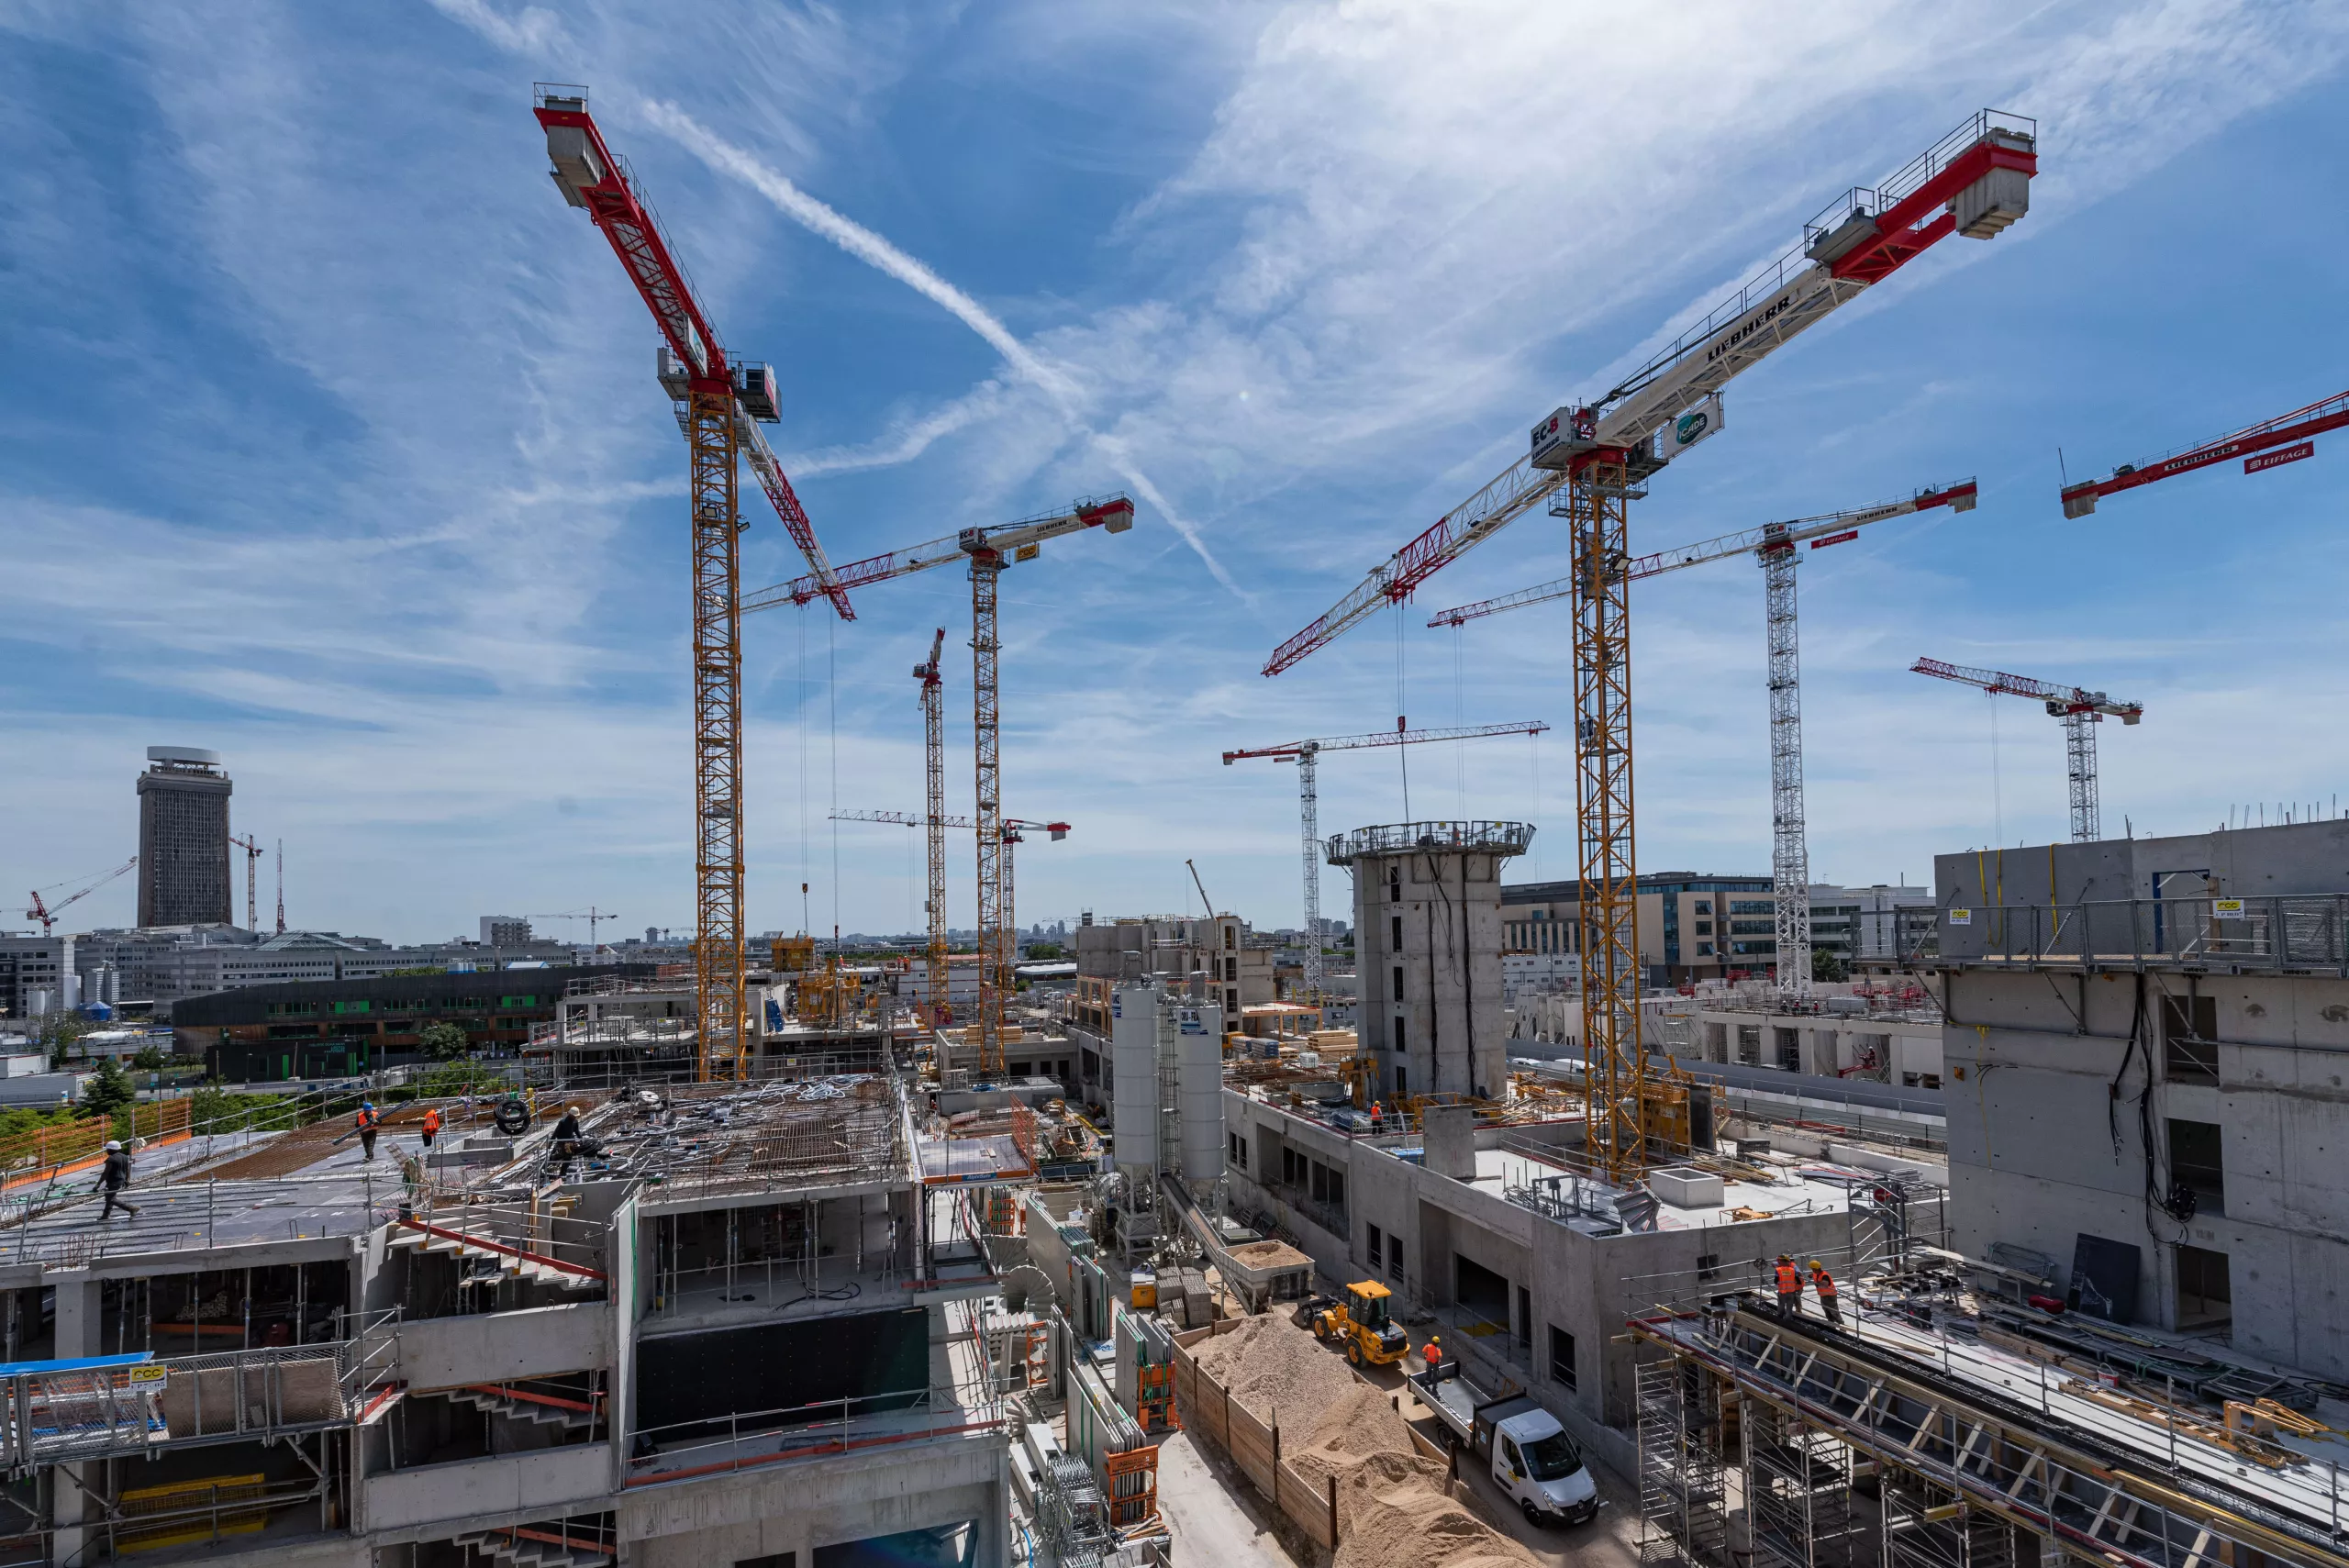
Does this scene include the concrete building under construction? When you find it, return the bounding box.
[0,1070,1012,1567]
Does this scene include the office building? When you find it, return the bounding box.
[479,915,532,946]
[135,745,234,927]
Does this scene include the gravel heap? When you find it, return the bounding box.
[1191,1317,1538,1568]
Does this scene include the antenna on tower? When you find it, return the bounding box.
[274,839,285,935]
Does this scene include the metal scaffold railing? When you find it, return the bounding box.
[0,1307,400,1473]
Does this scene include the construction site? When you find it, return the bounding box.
[12,39,2349,1568]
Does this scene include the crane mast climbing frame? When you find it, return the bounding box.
[1267,110,2037,1183]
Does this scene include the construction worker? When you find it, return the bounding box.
[94,1140,138,1220]
[1774,1254,1803,1315]
[419,1106,442,1151]
[550,1104,584,1177]
[1809,1260,1842,1327]
[355,1101,382,1162]
[1422,1331,1443,1370]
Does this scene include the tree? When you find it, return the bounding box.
[81,1058,135,1118]
[1810,946,1848,984]
[39,1012,91,1069]
[417,1020,471,1061]
[1025,942,1064,961]
[131,1043,166,1072]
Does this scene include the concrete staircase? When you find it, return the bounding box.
[452,1525,613,1568]
[387,1217,602,1291]
[444,1385,596,1433]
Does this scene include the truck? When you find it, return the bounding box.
[1408,1359,1599,1528]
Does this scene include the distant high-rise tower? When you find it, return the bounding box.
[137,747,233,928]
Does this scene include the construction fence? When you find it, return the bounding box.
[1168,1318,1454,1555]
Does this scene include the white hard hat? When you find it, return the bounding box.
[104,1140,122,1151]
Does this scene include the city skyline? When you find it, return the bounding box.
[5,4,2346,940]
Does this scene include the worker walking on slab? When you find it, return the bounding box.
[1775,1254,1803,1315]
[418,1106,441,1151]
[355,1101,382,1162]
[1809,1261,1842,1326]
[93,1140,138,1220]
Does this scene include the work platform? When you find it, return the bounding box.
[1632,1297,2349,1568]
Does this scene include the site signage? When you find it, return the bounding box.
[2245,440,2315,475]
[2213,899,2246,919]
[1947,908,1972,926]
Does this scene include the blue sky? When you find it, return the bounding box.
[6,1,2348,944]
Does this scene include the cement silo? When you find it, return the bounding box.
[1176,1004,1225,1183]
[1110,982,1159,1173]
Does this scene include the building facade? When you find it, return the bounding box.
[1932,818,2349,1376]
[135,746,234,927]
[74,927,584,1018]
[173,963,661,1079]
[1502,875,1934,983]
[0,936,73,1018]
[1332,821,1528,1100]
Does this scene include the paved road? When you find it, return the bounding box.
[1155,1429,1301,1568]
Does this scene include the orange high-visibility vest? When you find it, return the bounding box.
[1775,1262,1801,1295]
[356,1107,379,1130]
[1811,1268,1837,1299]
[421,1109,441,1134]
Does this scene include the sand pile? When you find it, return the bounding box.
[1190,1318,1539,1568]
[1191,1313,1359,1425]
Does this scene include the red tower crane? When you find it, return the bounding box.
[536,85,852,1082]
[1221,720,1549,1002]
[2060,388,2349,517]
[1264,110,2038,1183]
[1911,658,2142,843]
[25,857,137,937]
[747,497,1134,1072]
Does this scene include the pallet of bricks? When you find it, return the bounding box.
[1170,1313,1539,1567]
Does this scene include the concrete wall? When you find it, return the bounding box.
[398,1301,611,1389]
[1943,965,2349,1378]
[362,1442,611,1531]
[1351,848,1510,1099]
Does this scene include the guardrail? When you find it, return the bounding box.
[0,1307,399,1473]
[1935,895,2349,974]
[623,1383,997,1485]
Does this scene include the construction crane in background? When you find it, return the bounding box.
[1431,483,1976,997]
[531,907,619,953]
[25,857,136,938]
[274,839,285,935]
[1264,110,2037,1184]
[536,85,852,1084]
[1911,659,2142,843]
[750,496,1135,1072]
[228,834,265,931]
[1185,860,1217,919]
[2061,387,2349,517]
[1222,720,1550,1003]
[829,811,1071,1026]
[914,629,950,1026]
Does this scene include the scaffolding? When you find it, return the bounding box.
[1632,1304,2349,1568]
[1636,1355,1729,1568]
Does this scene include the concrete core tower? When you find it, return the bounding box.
[1328,820,1532,1102]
